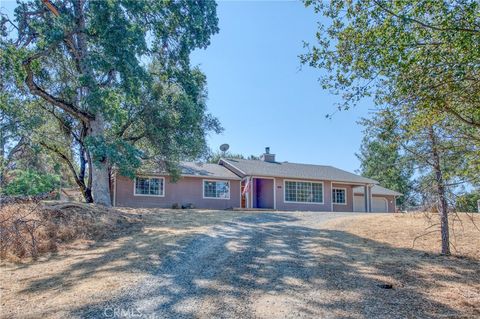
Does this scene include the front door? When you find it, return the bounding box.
[255,178,274,209]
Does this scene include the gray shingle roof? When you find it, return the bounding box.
[353,185,403,196]
[139,162,241,180]
[179,162,240,179]
[221,158,378,184]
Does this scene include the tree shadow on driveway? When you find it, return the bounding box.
[63,212,480,319]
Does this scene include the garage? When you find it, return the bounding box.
[354,195,389,212]
[371,197,388,212]
[353,185,402,213]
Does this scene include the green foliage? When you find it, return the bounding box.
[304,0,480,204]
[302,0,480,125]
[357,109,413,206]
[206,151,260,163]
[3,169,60,196]
[85,136,142,179]
[456,191,480,213]
[1,0,221,203]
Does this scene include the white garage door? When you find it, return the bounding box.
[353,195,366,212]
[354,196,388,212]
[371,197,388,212]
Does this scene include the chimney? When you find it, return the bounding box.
[261,147,276,162]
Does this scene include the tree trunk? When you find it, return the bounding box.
[429,127,450,255]
[89,115,111,206]
[78,141,93,203]
[81,187,94,203]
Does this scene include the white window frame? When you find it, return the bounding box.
[203,179,231,200]
[283,179,324,204]
[134,176,165,197]
[332,187,347,205]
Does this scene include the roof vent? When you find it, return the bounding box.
[261,147,276,162]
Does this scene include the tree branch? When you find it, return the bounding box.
[23,58,94,123]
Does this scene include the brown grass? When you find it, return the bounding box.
[0,207,256,319]
[1,210,479,318]
[0,202,140,261]
[322,212,480,317]
[322,212,480,259]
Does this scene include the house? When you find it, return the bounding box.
[113,148,402,212]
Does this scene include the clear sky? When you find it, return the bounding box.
[1,0,373,173]
[191,1,372,172]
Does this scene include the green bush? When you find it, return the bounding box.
[3,169,60,196]
[456,191,480,213]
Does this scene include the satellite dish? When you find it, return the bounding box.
[219,144,230,154]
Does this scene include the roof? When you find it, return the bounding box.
[220,158,378,184]
[139,162,241,180]
[353,185,403,196]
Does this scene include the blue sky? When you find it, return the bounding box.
[191,1,371,172]
[1,0,373,173]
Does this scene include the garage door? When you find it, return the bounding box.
[371,197,388,212]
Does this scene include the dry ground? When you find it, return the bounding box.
[1,209,479,318]
[322,213,480,317]
[322,212,480,259]
[0,208,258,319]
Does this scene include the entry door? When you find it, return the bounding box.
[255,178,274,209]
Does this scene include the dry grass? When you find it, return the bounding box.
[322,212,480,317]
[322,212,480,259]
[0,202,140,261]
[1,209,479,318]
[0,207,256,319]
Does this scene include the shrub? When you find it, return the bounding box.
[456,191,480,213]
[3,169,60,196]
[0,202,140,261]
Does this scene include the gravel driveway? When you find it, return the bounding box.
[73,211,460,319]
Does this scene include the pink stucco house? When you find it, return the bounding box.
[113,148,402,212]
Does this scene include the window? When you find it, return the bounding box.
[332,188,346,204]
[284,180,323,203]
[203,180,230,199]
[135,177,164,196]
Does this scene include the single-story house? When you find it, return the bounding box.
[113,148,402,212]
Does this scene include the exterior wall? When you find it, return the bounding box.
[274,178,334,211]
[331,183,354,212]
[115,175,241,209]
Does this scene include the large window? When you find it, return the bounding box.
[203,180,230,199]
[284,180,323,203]
[332,188,346,204]
[134,177,164,196]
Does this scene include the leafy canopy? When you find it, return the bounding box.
[357,109,413,206]
[1,0,221,193]
[301,0,480,127]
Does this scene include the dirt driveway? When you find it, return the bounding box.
[70,210,475,319]
[2,210,478,319]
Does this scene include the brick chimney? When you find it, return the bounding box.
[261,147,276,162]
